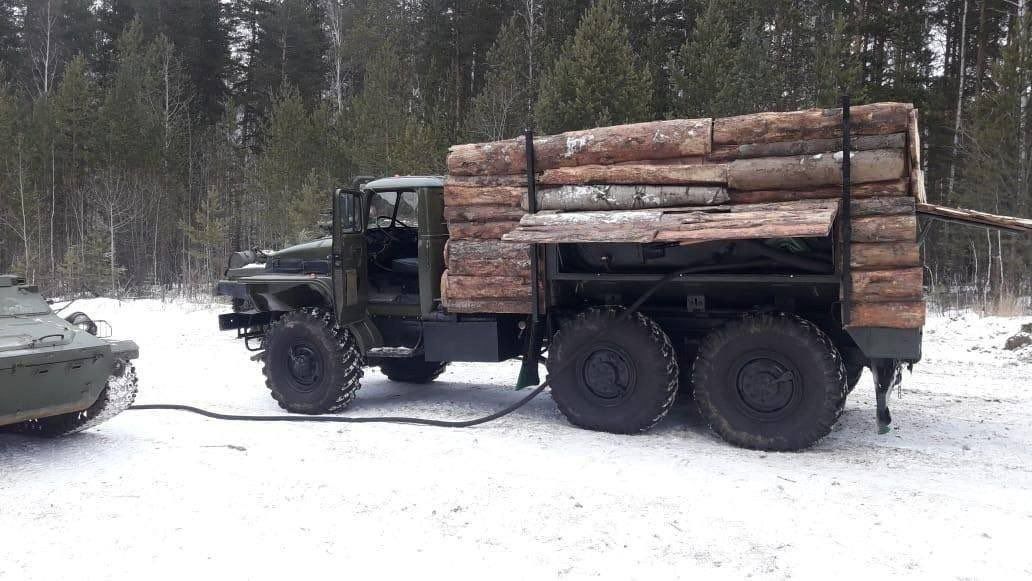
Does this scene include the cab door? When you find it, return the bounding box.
[332,189,369,325]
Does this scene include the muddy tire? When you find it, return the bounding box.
[10,360,139,437]
[262,308,363,414]
[692,314,847,451]
[379,358,448,383]
[548,307,679,434]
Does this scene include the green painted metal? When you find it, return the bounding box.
[0,276,139,427]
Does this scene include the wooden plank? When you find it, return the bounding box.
[538,163,728,186]
[447,118,713,176]
[710,132,905,161]
[916,202,1032,233]
[907,109,926,202]
[444,185,524,207]
[442,298,533,314]
[850,215,918,243]
[444,205,527,223]
[728,179,907,204]
[530,184,728,211]
[850,243,921,271]
[502,210,664,244]
[851,267,924,302]
[728,149,906,191]
[849,301,926,329]
[713,102,912,145]
[447,221,521,240]
[655,206,839,243]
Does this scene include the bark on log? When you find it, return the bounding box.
[442,298,533,314]
[710,132,905,161]
[850,267,924,302]
[445,241,532,277]
[442,273,532,299]
[444,185,524,207]
[527,185,728,211]
[446,175,529,188]
[655,208,838,243]
[446,239,531,261]
[713,102,912,145]
[446,259,532,277]
[907,109,927,203]
[503,210,664,244]
[849,301,926,329]
[538,163,728,186]
[850,243,922,270]
[448,220,521,240]
[850,196,915,217]
[850,215,918,243]
[915,202,1032,233]
[614,156,707,166]
[728,179,908,204]
[444,205,527,223]
[728,149,906,191]
[447,118,713,175]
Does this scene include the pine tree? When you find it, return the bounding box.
[465,15,534,141]
[669,0,737,118]
[535,0,653,133]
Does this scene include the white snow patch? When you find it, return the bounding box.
[1,300,1030,579]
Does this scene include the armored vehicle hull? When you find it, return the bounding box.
[0,275,140,435]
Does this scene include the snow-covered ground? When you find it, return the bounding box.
[2,299,1030,580]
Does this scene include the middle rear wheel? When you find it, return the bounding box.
[548,307,679,434]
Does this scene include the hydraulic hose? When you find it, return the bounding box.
[127,267,697,428]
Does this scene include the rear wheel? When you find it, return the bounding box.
[692,314,847,451]
[379,358,448,383]
[547,307,679,434]
[263,308,363,414]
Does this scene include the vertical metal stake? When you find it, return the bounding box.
[841,95,853,327]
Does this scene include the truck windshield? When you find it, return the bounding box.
[0,288,52,317]
[368,191,419,228]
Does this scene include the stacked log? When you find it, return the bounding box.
[442,102,927,328]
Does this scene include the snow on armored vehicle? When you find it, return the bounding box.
[0,274,139,436]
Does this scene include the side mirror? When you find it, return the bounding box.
[335,189,365,233]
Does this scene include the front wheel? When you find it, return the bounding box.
[262,308,364,414]
[692,314,847,451]
[548,307,679,434]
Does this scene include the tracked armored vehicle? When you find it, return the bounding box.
[0,275,139,436]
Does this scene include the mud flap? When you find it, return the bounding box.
[870,358,902,434]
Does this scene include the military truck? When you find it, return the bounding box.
[0,274,139,436]
[217,169,902,451]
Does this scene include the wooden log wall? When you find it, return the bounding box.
[442,101,927,324]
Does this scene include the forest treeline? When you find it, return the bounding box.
[0,0,1029,308]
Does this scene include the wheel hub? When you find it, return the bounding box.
[735,356,797,415]
[287,343,323,389]
[579,346,635,403]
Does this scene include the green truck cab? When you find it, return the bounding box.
[0,274,139,435]
[216,176,918,450]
